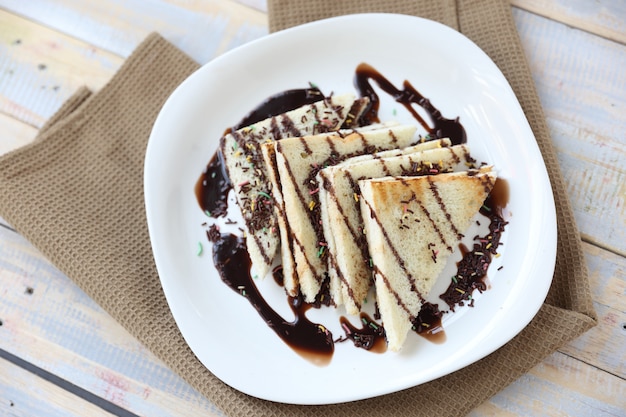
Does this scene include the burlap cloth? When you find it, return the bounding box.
[0,0,596,416]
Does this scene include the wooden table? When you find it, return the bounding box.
[0,1,624,415]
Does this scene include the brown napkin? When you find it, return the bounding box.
[0,0,596,415]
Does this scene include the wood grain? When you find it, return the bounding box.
[0,357,116,417]
[471,351,626,416]
[0,9,122,128]
[0,1,624,416]
[511,0,626,44]
[0,0,267,61]
[513,9,626,256]
[0,226,221,416]
[0,113,37,155]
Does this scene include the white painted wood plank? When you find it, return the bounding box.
[560,242,626,378]
[0,226,224,417]
[511,0,626,44]
[0,357,116,417]
[0,9,122,128]
[0,0,267,63]
[472,350,626,416]
[513,9,626,256]
[0,112,37,155]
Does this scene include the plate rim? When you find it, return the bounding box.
[145,12,557,405]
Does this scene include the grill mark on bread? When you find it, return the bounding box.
[343,171,377,263]
[277,140,324,284]
[327,250,360,310]
[322,172,363,309]
[462,147,475,167]
[374,266,418,321]
[388,130,398,146]
[480,173,496,193]
[265,144,298,294]
[299,136,313,155]
[292,233,323,284]
[277,141,312,229]
[426,176,463,240]
[231,129,247,150]
[363,198,424,300]
[447,146,461,164]
[401,178,453,253]
[251,232,272,266]
[280,114,303,138]
[325,135,338,156]
[270,117,282,140]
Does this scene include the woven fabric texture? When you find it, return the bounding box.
[0,1,596,416]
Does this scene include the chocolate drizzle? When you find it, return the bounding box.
[234,87,324,130]
[412,301,446,344]
[195,151,231,218]
[196,63,509,359]
[355,62,466,145]
[212,234,334,365]
[338,313,387,352]
[440,178,509,309]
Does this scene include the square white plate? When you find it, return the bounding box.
[145,13,556,405]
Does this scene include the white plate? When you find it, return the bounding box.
[145,13,556,405]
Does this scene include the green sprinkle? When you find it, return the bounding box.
[257,191,272,199]
[369,322,379,330]
[204,210,211,217]
[482,204,491,212]
[232,141,238,150]
[451,275,458,284]
[253,274,259,280]
[363,297,368,304]
[369,258,373,267]
[196,242,203,256]
[392,108,397,116]
[317,246,325,258]
[211,172,216,178]
[361,317,368,325]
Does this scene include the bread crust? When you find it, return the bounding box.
[359,167,496,351]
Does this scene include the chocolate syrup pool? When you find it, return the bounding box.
[196,63,507,363]
[212,234,334,365]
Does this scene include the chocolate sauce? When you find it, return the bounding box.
[440,178,509,309]
[195,150,231,218]
[354,62,466,145]
[234,87,324,130]
[412,302,446,344]
[212,233,334,365]
[197,64,510,359]
[338,313,387,353]
[195,88,326,219]
[272,265,284,287]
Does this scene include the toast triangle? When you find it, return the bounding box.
[320,143,476,314]
[220,94,356,279]
[275,125,418,302]
[359,167,496,351]
[260,122,400,297]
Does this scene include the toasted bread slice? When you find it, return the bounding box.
[359,167,496,351]
[260,122,400,297]
[220,94,356,278]
[275,125,418,302]
[317,139,452,307]
[319,143,474,313]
